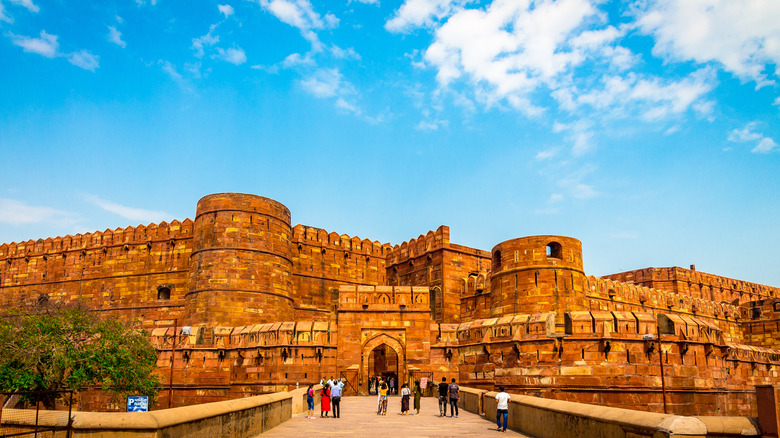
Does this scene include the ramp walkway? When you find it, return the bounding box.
[258,395,532,437]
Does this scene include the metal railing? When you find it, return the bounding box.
[0,391,73,438]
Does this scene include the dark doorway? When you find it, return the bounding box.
[367,344,399,394]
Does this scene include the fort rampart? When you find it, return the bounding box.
[1,192,779,417]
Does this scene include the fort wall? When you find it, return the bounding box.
[604,267,780,305]
[290,224,391,320]
[0,220,193,331]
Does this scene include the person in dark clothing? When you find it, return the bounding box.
[448,378,459,418]
[437,377,449,417]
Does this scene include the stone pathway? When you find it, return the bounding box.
[258,396,533,437]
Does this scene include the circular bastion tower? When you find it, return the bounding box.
[185,193,294,327]
[490,236,588,322]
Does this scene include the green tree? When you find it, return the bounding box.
[0,299,161,409]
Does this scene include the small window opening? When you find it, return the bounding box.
[493,250,502,267]
[157,285,172,300]
[546,242,562,259]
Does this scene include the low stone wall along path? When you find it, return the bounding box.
[258,396,533,437]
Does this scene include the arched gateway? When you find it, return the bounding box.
[336,285,439,396]
[362,333,405,394]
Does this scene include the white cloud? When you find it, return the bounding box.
[218,4,234,18]
[727,121,778,154]
[0,3,9,23]
[419,0,611,116]
[160,60,192,91]
[257,0,337,50]
[753,137,778,154]
[10,30,58,57]
[108,26,126,48]
[535,148,559,160]
[192,24,220,58]
[281,52,314,68]
[330,45,360,60]
[335,97,359,114]
[554,120,594,156]
[214,47,246,65]
[67,50,99,71]
[10,30,99,70]
[564,68,715,122]
[83,195,171,223]
[634,0,780,87]
[9,0,39,13]
[416,119,448,131]
[728,122,763,143]
[352,0,379,4]
[299,68,342,98]
[0,199,71,225]
[385,0,466,33]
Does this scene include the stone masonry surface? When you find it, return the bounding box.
[1,192,779,415]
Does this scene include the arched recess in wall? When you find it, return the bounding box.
[430,286,443,321]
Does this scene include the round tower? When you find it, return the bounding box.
[186,193,294,326]
[489,236,587,319]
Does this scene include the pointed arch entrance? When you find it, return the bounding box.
[361,333,405,395]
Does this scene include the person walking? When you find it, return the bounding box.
[400,383,410,415]
[389,377,395,395]
[321,383,331,418]
[306,384,315,419]
[330,380,342,418]
[496,386,511,432]
[413,380,422,416]
[437,377,449,417]
[448,378,459,418]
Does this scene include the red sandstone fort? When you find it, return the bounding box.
[1,193,778,415]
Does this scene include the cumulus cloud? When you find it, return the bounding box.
[634,0,780,87]
[83,195,171,223]
[385,0,467,32]
[728,122,779,153]
[67,50,99,71]
[108,25,126,48]
[218,4,234,18]
[10,30,98,70]
[214,46,246,65]
[10,30,58,57]
[256,0,338,50]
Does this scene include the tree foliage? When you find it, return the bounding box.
[0,300,161,408]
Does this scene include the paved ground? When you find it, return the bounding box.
[258,396,532,437]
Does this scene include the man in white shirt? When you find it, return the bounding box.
[495,386,511,432]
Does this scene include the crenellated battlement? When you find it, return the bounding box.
[387,225,450,264]
[603,266,780,303]
[291,224,391,257]
[0,219,193,260]
[585,275,744,321]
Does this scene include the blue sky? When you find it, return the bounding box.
[1,0,778,287]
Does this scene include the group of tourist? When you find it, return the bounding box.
[305,376,345,419]
[437,377,460,417]
[375,379,423,415]
[305,375,513,433]
[368,375,398,395]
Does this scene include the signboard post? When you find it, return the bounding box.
[420,377,428,389]
[127,396,149,412]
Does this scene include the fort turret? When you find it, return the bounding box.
[489,236,587,325]
[186,193,294,326]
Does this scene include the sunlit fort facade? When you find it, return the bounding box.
[1,193,779,415]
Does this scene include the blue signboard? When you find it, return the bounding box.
[127,396,149,412]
